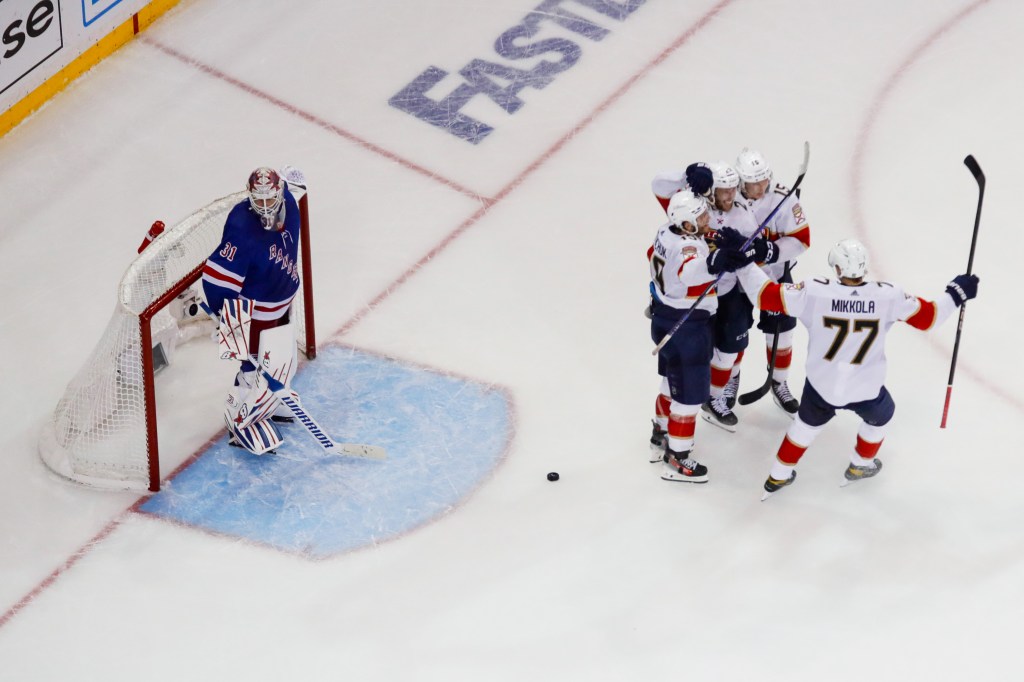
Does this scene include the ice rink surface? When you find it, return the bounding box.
[1,0,1022,679]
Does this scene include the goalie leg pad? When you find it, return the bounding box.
[225,370,279,431]
[255,322,298,419]
[226,415,283,455]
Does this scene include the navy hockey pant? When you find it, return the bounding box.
[651,302,714,406]
[797,380,896,428]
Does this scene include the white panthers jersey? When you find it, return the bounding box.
[738,266,957,406]
[649,223,718,314]
[741,184,810,282]
[708,201,759,295]
[651,169,687,212]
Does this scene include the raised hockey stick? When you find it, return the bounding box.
[652,142,810,356]
[200,302,386,458]
[940,155,984,428]
[737,262,792,406]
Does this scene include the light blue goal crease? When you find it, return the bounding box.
[140,346,512,559]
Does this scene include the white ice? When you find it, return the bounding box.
[1,1,1022,680]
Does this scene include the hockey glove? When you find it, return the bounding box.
[713,226,748,251]
[707,247,750,275]
[685,163,714,197]
[746,237,780,264]
[945,274,979,307]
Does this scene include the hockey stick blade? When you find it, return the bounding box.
[264,371,387,460]
[737,379,771,406]
[964,154,985,189]
[200,302,387,457]
[652,142,810,356]
[737,330,779,405]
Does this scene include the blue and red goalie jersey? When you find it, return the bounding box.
[201,186,301,323]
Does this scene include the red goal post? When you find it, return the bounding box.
[39,190,317,492]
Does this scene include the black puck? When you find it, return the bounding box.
[547,472,559,481]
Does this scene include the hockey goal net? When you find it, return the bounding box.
[39,190,317,492]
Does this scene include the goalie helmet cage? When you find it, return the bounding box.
[39,191,317,492]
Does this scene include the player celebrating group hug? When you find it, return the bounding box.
[646,148,979,499]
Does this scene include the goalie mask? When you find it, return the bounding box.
[828,238,869,280]
[667,191,710,236]
[247,167,284,230]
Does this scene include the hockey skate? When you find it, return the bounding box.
[724,373,740,410]
[701,395,738,432]
[226,418,283,456]
[660,450,708,484]
[649,422,667,463]
[771,380,799,416]
[840,458,883,487]
[760,471,797,501]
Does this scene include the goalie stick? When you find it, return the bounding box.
[737,262,792,406]
[940,154,984,429]
[652,141,811,356]
[200,302,386,459]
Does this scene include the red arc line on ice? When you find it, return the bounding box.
[848,0,1018,415]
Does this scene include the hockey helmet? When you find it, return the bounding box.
[710,161,740,190]
[828,239,869,280]
[247,167,285,230]
[667,191,709,235]
[735,148,773,184]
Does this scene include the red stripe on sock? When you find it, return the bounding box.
[774,347,792,369]
[656,394,671,419]
[856,435,883,458]
[668,414,696,439]
[711,366,732,389]
[777,436,807,465]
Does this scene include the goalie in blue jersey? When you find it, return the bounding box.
[201,166,307,454]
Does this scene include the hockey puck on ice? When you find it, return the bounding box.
[547,472,560,481]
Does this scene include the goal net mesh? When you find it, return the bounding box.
[39,191,310,491]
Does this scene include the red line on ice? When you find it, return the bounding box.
[848,0,1017,413]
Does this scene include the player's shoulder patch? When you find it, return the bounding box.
[681,244,698,258]
[791,202,806,224]
[784,281,805,292]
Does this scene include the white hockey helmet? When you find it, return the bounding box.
[667,191,709,235]
[735,148,773,184]
[828,239,870,280]
[710,161,740,190]
[247,166,285,230]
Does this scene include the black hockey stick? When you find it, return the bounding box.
[652,142,810,356]
[940,154,984,428]
[737,262,791,406]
